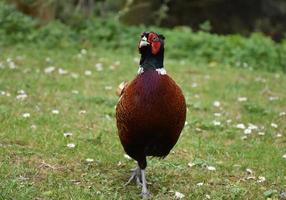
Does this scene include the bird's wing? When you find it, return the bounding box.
[116,81,129,97]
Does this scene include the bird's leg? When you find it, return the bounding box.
[124,165,142,186]
[136,168,143,186]
[141,169,150,199]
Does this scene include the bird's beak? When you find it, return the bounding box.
[139,36,150,48]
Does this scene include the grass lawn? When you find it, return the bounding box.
[0,46,285,199]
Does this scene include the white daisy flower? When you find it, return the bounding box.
[79,110,87,115]
[109,65,115,70]
[80,49,87,55]
[269,96,279,101]
[207,166,216,171]
[17,90,26,94]
[212,120,221,126]
[31,125,37,129]
[67,143,76,148]
[258,132,265,136]
[72,90,79,94]
[244,128,252,135]
[257,176,266,183]
[22,113,30,118]
[236,123,246,129]
[204,75,210,79]
[271,123,278,128]
[191,83,198,88]
[44,66,56,74]
[16,93,27,100]
[95,63,103,71]
[248,123,258,130]
[84,70,92,76]
[175,191,185,199]
[52,109,59,114]
[196,182,204,186]
[237,97,247,102]
[194,94,200,98]
[188,162,195,168]
[105,86,112,90]
[114,61,120,66]
[214,113,222,117]
[71,73,79,79]
[85,158,94,163]
[58,68,68,75]
[276,133,282,138]
[279,112,286,117]
[213,101,221,107]
[8,61,16,69]
[45,57,52,63]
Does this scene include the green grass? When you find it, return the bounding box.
[0,46,286,200]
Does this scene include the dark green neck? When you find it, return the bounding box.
[140,48,164,70]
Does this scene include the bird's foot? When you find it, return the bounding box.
[141,191,150,199]
[124,166,151,199]
[141,169,150,199]
[124,166,142,187]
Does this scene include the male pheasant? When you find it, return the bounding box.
[116,32,186,198]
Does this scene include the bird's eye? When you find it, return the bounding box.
[153,37,159,42]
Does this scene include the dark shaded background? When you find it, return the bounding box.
[9,0,286,41]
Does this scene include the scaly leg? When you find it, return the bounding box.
[141,169,150,199]
[124,165,142,187]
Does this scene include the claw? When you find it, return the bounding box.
[124,171,137,186]
[124,166,142,187]
[136,176,143,187]
[124,166,150,199]
[142,191,150,199]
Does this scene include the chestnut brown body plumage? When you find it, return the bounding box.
[116,70,186,168]
[116,32,186,198]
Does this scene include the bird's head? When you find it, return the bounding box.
[138,32,165,55]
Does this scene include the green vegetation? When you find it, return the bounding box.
[1,2,286,72]
[0,2,286,200]
[0,44,286,199]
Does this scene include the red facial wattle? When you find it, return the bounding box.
[148,32,161,55]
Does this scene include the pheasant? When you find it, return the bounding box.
[116,32,186,198]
